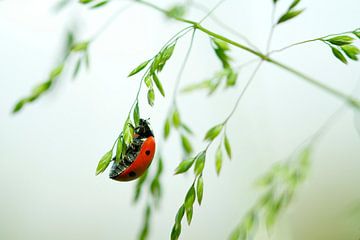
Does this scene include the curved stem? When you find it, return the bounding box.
[190,1,260,51]
[270,29,356,54]
[198,0,227,24]
[173,29,197,106]
[90,3,133,42]
[134,0,360,109]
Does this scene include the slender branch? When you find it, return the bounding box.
[134,0,360,110]
[198,0,227,24]
[189,1,260,51]
[270,29,356,54]
[173,29,197,106]
[90,3,133,42]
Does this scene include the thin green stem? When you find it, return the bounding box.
[198,0,227,24]
[90,3,133,42]
[194,24,360,109]
[190,1,260,51]
[134,0,360,109]
[223,61,263,124]
[270,29,356,54]
[173,29,197,106]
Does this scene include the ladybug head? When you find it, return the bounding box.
[135,118,154,138]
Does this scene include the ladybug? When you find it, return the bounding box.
[109,119,155,181]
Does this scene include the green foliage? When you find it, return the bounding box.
[224,134,232,159]
[138,205,151,240]
[174,158,195,174]
[95,150,113,175]
[115,137,123,163]
[128,60,151,77]
[91,1,109,9]
[12,63,64,113]
[133,170,149,202]
[204,124,223,141]
[277,9,304,24]
[71,41,89,52]
[133,102,140,126]
[196,175,204,205]
[323,34,360,64]
[277,0,304,24]
[184,184,196,225]
[229,145,312,239]
[181,68,239,95]
[326,36,354,46]
[215,145,223,175]
[194,151,206,176]
[166,4,187,19]
[181,135,193,154]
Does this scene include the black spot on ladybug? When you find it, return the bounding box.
[145,150,151,156]
[129,171,136,177]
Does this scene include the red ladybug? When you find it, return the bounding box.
[109,119,155,181]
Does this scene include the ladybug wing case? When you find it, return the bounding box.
[109,136,156,182]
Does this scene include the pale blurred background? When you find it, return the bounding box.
[1,0,360,239]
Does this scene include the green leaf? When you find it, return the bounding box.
[166,5,186,19]
[172,205,184,240]
[133,170,148,202]
[95,150,113,175]
[128,60,150,77]
[115,137,123,163]
[181,135,193,154]
[277,9,304,24]
[133,102,140,126]
[12,99,26,113]
[341,45,360,60]
[49,64,65,79]
[91,0,108,9]
[181,80,212,93]
[196,175,204,205]
[150,178,161,199]
[215,146,223,175]
[185,205,193,225]
[79,0,93,3]
[327,35,354,46]
[152,73,165,97]
[353,30,360,39]
[164,117,171,139]
[175,204,185,224]
[204,124,223,141]
[172,109,181,128]
[72,58,82,79]
[224,134,232,159]
[162,43,176,61]
[156,43,176,72]
[138,205,151,240]
[298,146,311,172]
[174,158,195,174]
[170,223,181,240]
[213,38,230,51]
[185,184,196,225]
[71,41,89,52]
[144,75,153,88]
[331,46,348,64]
[147,88,155,106]
[226,69,238,87]
[288,0,301,10]
[123,119,134,145]
[212,38,231,69]
[194,152,206,176]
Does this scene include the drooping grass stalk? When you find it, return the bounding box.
[135,0,360,110]
[270,29,358,54]
[189,1,260,51]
